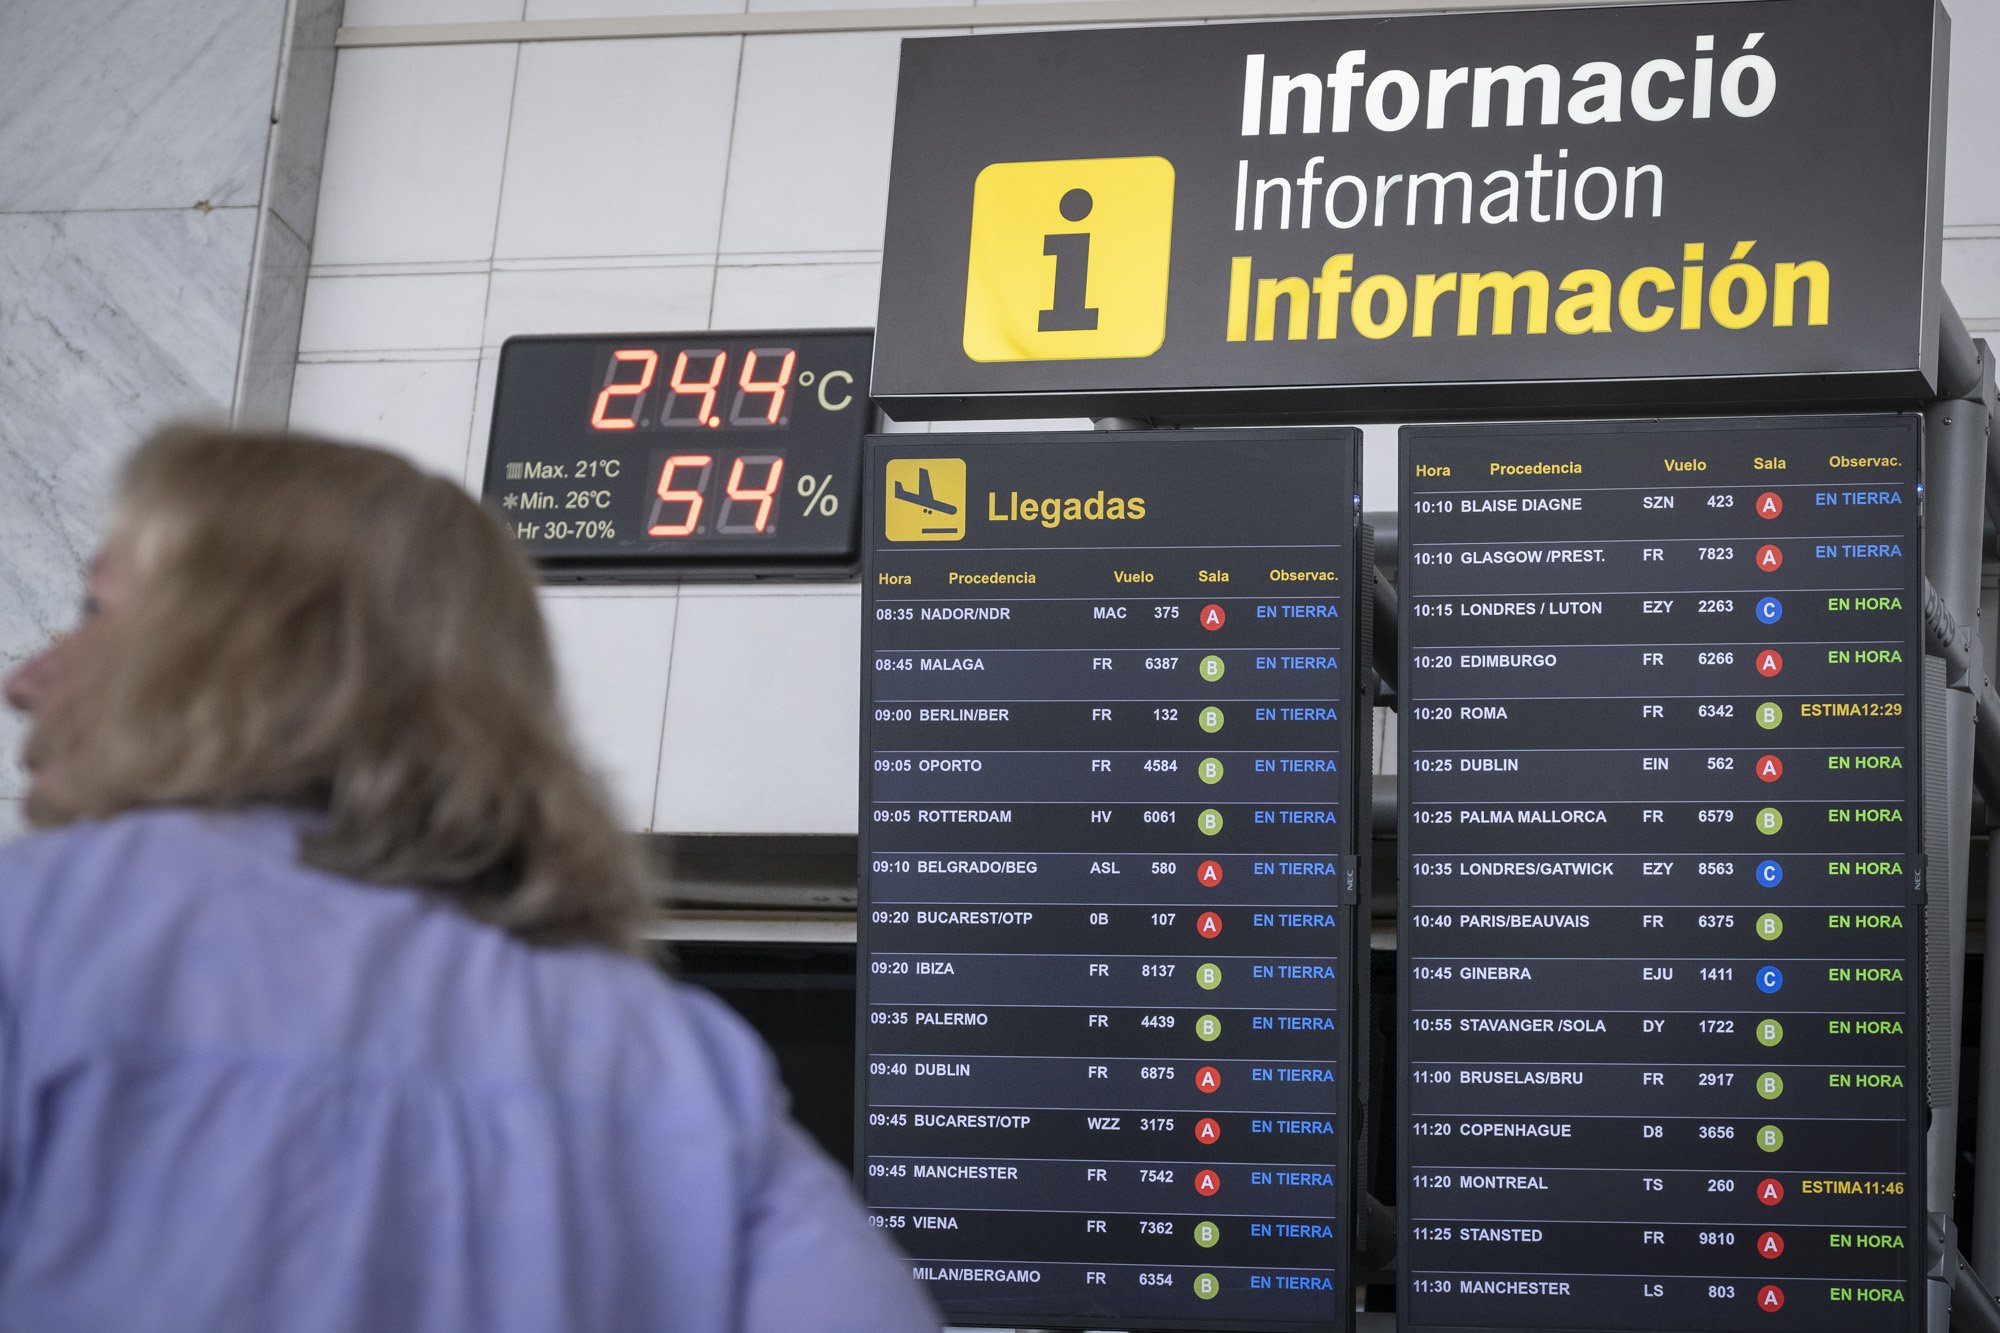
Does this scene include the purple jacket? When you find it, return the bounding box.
[0,808,936,1332]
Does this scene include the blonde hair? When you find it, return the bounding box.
[29,426,649,950]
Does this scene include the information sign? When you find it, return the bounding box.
[873,0,1948,420]
[858,429,1366,1330]
[1397,415,1924,1331]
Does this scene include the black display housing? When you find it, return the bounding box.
[481,328,873,580]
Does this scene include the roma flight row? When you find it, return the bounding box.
[856,414,1923,1333]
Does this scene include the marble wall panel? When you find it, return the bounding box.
[239,212,314,427]
[0,0,286,212]
[0,206,257,795]
[268,0,348,245]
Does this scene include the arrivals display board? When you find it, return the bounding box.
[858,429,1366,1331]
[873,0,1948,421]
[1397,415,1924,1332]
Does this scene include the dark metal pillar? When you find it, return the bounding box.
[1931,316,1996,1329]
[1955,325,2000,1299]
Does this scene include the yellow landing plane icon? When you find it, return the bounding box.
[884,458,967,542]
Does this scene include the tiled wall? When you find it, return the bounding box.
[0,0,339,840]
[293,3,1048,834]
[294,0,2000,837]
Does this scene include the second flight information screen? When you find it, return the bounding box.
[1398,416,1924,1333]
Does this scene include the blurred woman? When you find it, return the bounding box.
[0,426,936,1332]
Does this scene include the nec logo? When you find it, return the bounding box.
[962,156,1175,363]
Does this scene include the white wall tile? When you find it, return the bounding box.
[313,45,519,266]
[525,0,741,16]
[540,589,680,829]
[655,588,860,832]
[298,272,491,354]
[289,357,482,480]
[0,207,255,798]
[1944,237,2000,329]
[719,32,907,256]
[483,262,714,346]
[343,0,525,25]
[496,38,741,261]
[709,260,880,328]
[0,0,283,211]
[466,347,504,490]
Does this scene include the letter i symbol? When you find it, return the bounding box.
[1039,189,1099,332]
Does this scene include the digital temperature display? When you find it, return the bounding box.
[481,329,873,577]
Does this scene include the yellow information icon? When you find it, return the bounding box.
[883,458,967,542]
[963,156,1175,363]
